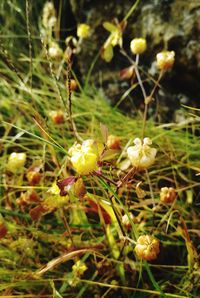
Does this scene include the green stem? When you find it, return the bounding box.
[123,0,141,22]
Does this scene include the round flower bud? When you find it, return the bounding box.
[106,135,121,150]
[127,137,157,169]
[69,139,104,175]
[48,42,63,60]
[156,51,175,71]
[130,38,147,55]
[160,187,176,204]
[49,110,64,124]
[66,79,77,92]
[7,152,26,173]
[122,213,134,229]
[135,235,160,261]
[77,24,91,39]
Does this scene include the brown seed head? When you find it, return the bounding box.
[160,187,176,204]
[135,235,160,261]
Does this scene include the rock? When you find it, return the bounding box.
[61,0,200,118]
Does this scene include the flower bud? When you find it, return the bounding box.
[160,187,176,204]
[48,42,63,60]
[156,51,175,71]
[130,38,147,55]
[7,152,26,173]
[127,138,157,169]
[72,260,87,276]
[49,110,64,124]
[120,66,135,80]
[106,135,121,150]
[135,235,160,261]
[66,79,77,92]
[122,213,134,229]
[69,139,104,175]
[42,2,57,29]
[77,24,91,39]
[27,171,42,186]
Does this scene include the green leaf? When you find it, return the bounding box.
[102,44,113,62]
[103,22,117,32]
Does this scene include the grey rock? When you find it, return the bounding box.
[67,0,200,117]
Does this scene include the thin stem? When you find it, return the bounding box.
[149,70,164,100]
[145,169,155,208]
[123,0,141,22]
[60,208,75,247]
[25,0,32,88]
[40,34,67,112]
[93,171,118,186]
[142,103,148,139]
[134,54,147,100]
[142,70,164,138]
[66,58,83,141]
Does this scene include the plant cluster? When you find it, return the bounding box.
[0,1,199,298]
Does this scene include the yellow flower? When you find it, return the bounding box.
[156,51,175,70]
[101,21,123,62]
[130,38,147,55]
[69,139,104,175]
[127,138,157,169]
[135,235,160,261]
[77,24,91,39]
[7,152,26,173]
[160,187,176,204]
[72,260,87,276]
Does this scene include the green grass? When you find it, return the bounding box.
[0,1,200,297]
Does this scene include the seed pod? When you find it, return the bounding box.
[160,187,176,204]
[156,51,175,71]
[122,213,134,229]
[106,135,121,150]
[27,171,42,186]
[66,79,77,92]
[49,110,64,124]
[135,235,160,261]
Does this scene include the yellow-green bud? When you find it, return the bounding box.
[72,260,87,276]
[7,152,26,173]
[130,38,147,55]
[48,42,63,60]
[77,24,91,39]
